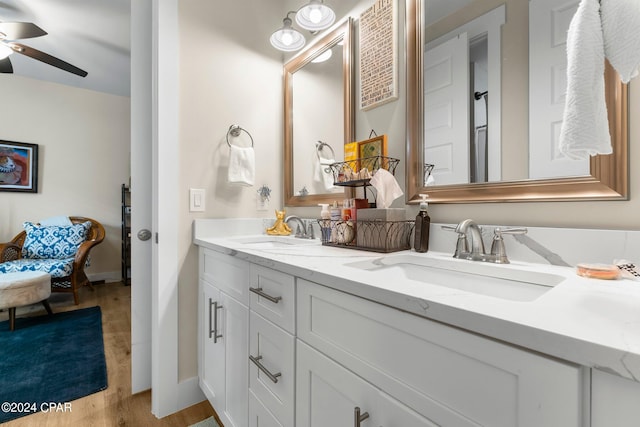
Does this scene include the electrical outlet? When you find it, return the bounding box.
[190,188,205,212]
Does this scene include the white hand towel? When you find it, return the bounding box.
[602,0,640,83]
[227,145,255,187]
[559,0,611,160]
[370,168,403,209]
[314,157,335,191]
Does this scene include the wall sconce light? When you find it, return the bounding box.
[295,0,336,32]
[270,12,306,52]
[270,1,336,52]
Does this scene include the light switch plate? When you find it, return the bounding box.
[190,188,205,212]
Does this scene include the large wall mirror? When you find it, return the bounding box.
[284,18,354,207]
[406,0,628,203]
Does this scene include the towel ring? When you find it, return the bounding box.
[226,125,254,148]
[315,141,335,161]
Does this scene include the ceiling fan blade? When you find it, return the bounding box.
[0,56,12,73]
[11,42,87,77]
[0,22,47,40]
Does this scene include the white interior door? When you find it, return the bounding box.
[424,32,470,185]
[130,0,153,394]
[529,0,586,179]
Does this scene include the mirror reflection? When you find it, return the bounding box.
[423,0,589,186]
[284,18,354,206]
[292,44,345,196]
[406,0,628,202]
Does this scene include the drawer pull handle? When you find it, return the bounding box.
[249,355,282,383]
[249,287,282,304]
[209,299,223,343]
[354,407,369,427]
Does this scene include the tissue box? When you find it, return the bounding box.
[356,208,406,221]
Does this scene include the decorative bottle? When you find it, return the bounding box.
[414,194,430,253]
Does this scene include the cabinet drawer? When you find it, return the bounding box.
[249,265,295,334]
[200,248,249,305]
[296,340,438,427]
[249,390,284,427]
[297,279,584,427]
[249,311,295,427]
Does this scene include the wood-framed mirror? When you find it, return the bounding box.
[406,0,628,203]
[284,18,354,207]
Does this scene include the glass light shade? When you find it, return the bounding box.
[295,0,336,31]
[311,48,332,63]
[270,18,306,52]
[0,43,13,60]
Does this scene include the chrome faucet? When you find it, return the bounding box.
[443,219,526,264]
[284,215,315,239]
[455,219,485,260]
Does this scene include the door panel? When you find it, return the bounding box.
[424,32,470,185]
[529,0,586,178]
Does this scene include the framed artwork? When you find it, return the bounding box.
[357,134,388,159]
[359,0,398,111]
[357,134,388,172]
[0,140,39,193]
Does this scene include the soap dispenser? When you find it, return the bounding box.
[414,194,430,253]
[318,203,331,242]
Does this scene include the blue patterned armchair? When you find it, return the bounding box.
[0,216,105,305]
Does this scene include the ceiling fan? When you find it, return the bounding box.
[0,21,87,77]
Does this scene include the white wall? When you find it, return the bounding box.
[177,0,286,381]
[0,75,130,281]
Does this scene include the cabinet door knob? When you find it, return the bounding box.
[249,287,282,304]
[249,354,282,383]
[354,407,370,427]
[209,299,223,343]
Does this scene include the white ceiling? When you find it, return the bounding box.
[0,0,131,97]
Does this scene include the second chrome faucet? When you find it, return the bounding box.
[444,219,526,264]
[285,215,315,239]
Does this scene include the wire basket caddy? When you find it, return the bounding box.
[328,156,400,187]
[317,219,415,253]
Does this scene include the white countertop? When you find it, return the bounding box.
[194,220,640,382]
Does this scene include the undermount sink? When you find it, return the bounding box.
[346,254,565,302]
[228,235,318,249]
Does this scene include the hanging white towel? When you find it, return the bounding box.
[602,0,640,83]
[559,0,611,160]
[314,156,335,191]
[227,145,255,187]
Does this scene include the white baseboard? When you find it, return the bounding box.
[176,376,207,412]
[88,270,122,283]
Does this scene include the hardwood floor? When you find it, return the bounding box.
[1,282,219,427]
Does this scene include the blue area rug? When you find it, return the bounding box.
[0,306,108,423]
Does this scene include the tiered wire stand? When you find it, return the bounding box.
[318,155,412,253]
[328,156,400,188]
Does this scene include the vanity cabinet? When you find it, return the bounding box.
[198,248,249,427]
[197,243,640,427]
[591,369,640,427]
[248,265,296,427]
[296,279,585,427]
